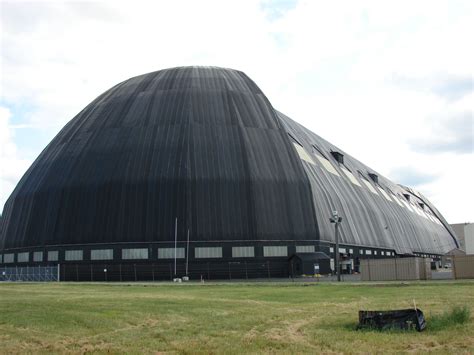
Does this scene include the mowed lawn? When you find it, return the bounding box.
[0,281,473,354]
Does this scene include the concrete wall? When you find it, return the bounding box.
[453,255,474,279]
[361,258,431,281]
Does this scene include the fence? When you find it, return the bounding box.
[0,265,59,282]
[0,260,313,282]
[361,258,431,281]
[453,255,474,279]
[58,261,290,281]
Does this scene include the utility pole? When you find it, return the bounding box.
[186,228,190,276]
[329,210,343,282]
[174,217,178,276]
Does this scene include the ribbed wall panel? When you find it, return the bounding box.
[0,67,457,255]
[0,67,318,250]
[278,111,458,254]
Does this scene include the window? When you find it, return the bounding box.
[122,248,148,260]
[293,143,315,165]
[399,197,414,212]
[361,176,379,195]
[232,246,255,258]
[195,247,222,258]
[330,247,334,253]
[0,254,2,264]
[339,248,346,253]
[427,213,437,224]
[65,250,83,261]
[315,155,340,176]
[421,210,429,219]
[341,167,362,186]
[414,207,424,217]
[33,251,43,262]
[17,252,29,263]
[377,187,392,202]
[296,245,315,253]
[4,253,14,263]
[381,251,385,256]
[349,249,354,254]
[374,251,378,255]
[391,193,404,207]
[366,250,372,255]
[48,251,59,261]
[158,248,185,259]
[91,249,114,260]
[263,246,288,257]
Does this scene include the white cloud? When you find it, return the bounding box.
[0,0,473,222]
[0,107,32,211]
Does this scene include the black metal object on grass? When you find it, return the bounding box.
[358,309,426,331]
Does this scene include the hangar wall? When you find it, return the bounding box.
[0,66,459,277]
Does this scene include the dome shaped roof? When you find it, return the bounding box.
[0,66,316,249]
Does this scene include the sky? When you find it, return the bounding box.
[0,0,473,223]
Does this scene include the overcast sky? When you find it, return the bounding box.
[1,0,473,223]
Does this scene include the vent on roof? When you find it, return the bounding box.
[418,202,425,210]
[403,193,410,201]
[330,151,344,164]
[368,173,378,184]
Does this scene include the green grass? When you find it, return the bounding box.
[0,281,473,354]
[429,305,471,331]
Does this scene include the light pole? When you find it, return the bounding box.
[329,210,343,282]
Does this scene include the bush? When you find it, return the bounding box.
[429,305,471,330]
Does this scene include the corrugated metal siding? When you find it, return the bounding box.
[278,111,458,255]
[0,66,457,256]
[0,67,318,250]
[361,258,431,281]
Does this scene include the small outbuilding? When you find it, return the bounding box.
[289,252,331,276]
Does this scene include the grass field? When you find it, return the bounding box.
[0,281,473,354]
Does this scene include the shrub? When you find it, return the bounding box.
[429,305,471,331]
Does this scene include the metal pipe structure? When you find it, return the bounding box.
[330,210,343,282]
[186,229,190,276]
[174,218,177,276]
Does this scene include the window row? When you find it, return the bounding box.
[0,245,318,264]
[291,140,443,226]
[328,247,395,257]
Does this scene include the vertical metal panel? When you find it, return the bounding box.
[453,255,474,279]
[361,258,430,281]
